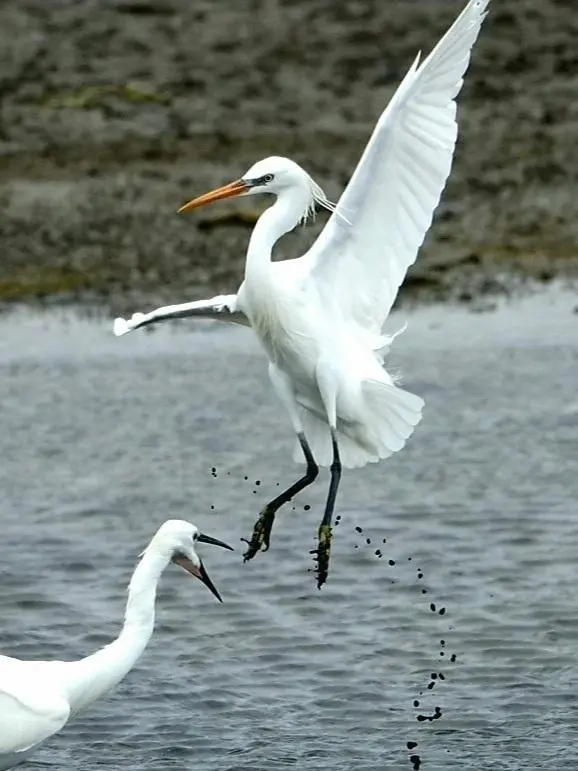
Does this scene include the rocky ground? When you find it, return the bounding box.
[0,0,576,313]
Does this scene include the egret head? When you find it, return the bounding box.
[177,156,335,222]
[152,519,233,602]
[240,156,316,196]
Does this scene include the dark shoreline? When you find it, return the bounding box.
[1,0,576,312]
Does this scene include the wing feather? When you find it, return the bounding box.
[302,0,490,335]
[0,688,69,754]
[113,293,249,337]
[0,658,70,754]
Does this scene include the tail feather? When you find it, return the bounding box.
[293,408,382,469]
[362,380,423,454]
[293,380,424,469]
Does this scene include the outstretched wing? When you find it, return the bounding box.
[302,0,489,335]
[113,294,249,336]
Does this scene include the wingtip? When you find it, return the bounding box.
[469,0,491,22]
[113,317,130,337]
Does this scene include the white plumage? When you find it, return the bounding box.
[114,0,490,584]
[0,521,232,769]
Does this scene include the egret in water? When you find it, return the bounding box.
[114,0,490,587]
[0,520,232,770]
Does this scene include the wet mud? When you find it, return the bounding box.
[0,0,576,311]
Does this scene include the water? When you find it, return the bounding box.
[1,286,577,770]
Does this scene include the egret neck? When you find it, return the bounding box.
[63,548,167,716]
[244,184,313,286]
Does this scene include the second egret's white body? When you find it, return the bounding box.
[0,521,232,770]
[114,0,490,585]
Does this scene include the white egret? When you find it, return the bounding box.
[114,0,490,587]
[0,520,232,770]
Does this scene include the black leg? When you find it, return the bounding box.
[316,429,341,589]
[242,432,318,561]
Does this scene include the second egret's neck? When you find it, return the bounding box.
[63,548,168,715]
[245,185,312,282]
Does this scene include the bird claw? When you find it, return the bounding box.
[242,506,275,562]
[315,523,333,589]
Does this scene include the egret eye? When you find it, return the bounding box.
[192,532,198,541]
[263,174,274,183]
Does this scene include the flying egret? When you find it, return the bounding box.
[114,0,490,587]
[0,520,232,770]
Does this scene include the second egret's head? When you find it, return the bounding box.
[177,156,334,220]
[150,519,233,603]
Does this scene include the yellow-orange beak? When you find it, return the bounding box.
[177,179,249,214]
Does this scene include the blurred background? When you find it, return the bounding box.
[0,0,576,312]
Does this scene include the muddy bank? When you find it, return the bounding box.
[0,0,576,311]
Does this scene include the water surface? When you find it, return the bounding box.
[1,286,577,769]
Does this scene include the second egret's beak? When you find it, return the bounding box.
[178,179,249,213]
[172,554,224,603]
[197,532,234,551]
